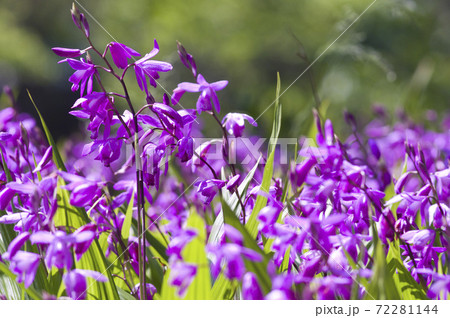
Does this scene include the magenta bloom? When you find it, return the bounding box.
[59,58,96,96]
[133,283,157,300]
[59,171,105,206]
[7,251,41,288]
[63,269,107,300]
[134,39,173,96]
[177,137,194,162]
[222,113,257,137]
[31,230,95,270]
[109,42,140,69]
[196,179,226,205]
[169,262,197,296]
[242,272,264,300]
[172,74,228,114]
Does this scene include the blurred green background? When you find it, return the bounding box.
[0,0,449,139]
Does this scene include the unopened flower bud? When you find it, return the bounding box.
[80,13,90,38]
[71,3,81,29]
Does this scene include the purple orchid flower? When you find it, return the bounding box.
[30,230,95,270]
[63,269,107,300]
[6,251,41,288]
[59,171,105,207]
[172,74,228,114]
[132,283,157,300]
[59,58,96,96]
[242,272,264,300]
[222,113,257,137]
[207,242,262,280]
[195,179,226,205]
[108,42,140,69]
[169,261,197,296]
[176,137,194,162]
[134,39,173,96]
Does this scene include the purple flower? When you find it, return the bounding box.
[196,179,226,205]
[177,41,197,77]
[169,261,197,296]
[166,229,197,260]
[33,146,53,173]
[226,174,241,191]
[291,157,317,188]
[70,92,114,140]
[109,42,140,69]
[207,243,262,280]
[72,224,97,261]
[59,58,96,96]
[82,138,123,167]
[59,171,105,206]
[242,272,264,300]
[31,230,95,270]
[132,283,157,300]
[134,39,173,96]
[176,137,194,162]
[401,229,435,250]
[7,251,40,288]
[222,113,257,137]
[172,74,228,114]
[63,269,107,300]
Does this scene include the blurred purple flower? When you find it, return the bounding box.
[222,113,257,137]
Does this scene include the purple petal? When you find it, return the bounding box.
[33,146,53,173]
[52,47,83,58]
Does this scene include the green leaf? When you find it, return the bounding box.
[182,208,212,299]
[211,274,234,300]
[117,286,136,300]
[121,190,135,241]
[246,151,275,239]
[386,240,428,300]
[145,231,169,265]
[365,239,401,300]
[268,72,282,155]
[246,73,282,239]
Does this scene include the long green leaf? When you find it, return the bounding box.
[246,73,282,239]
[365,240,401,300]
[182,208,212,299]
[246,151,275,239]
[386,240,428,300]
[121,191,135,241]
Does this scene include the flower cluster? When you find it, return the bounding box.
[0,5,449,300]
